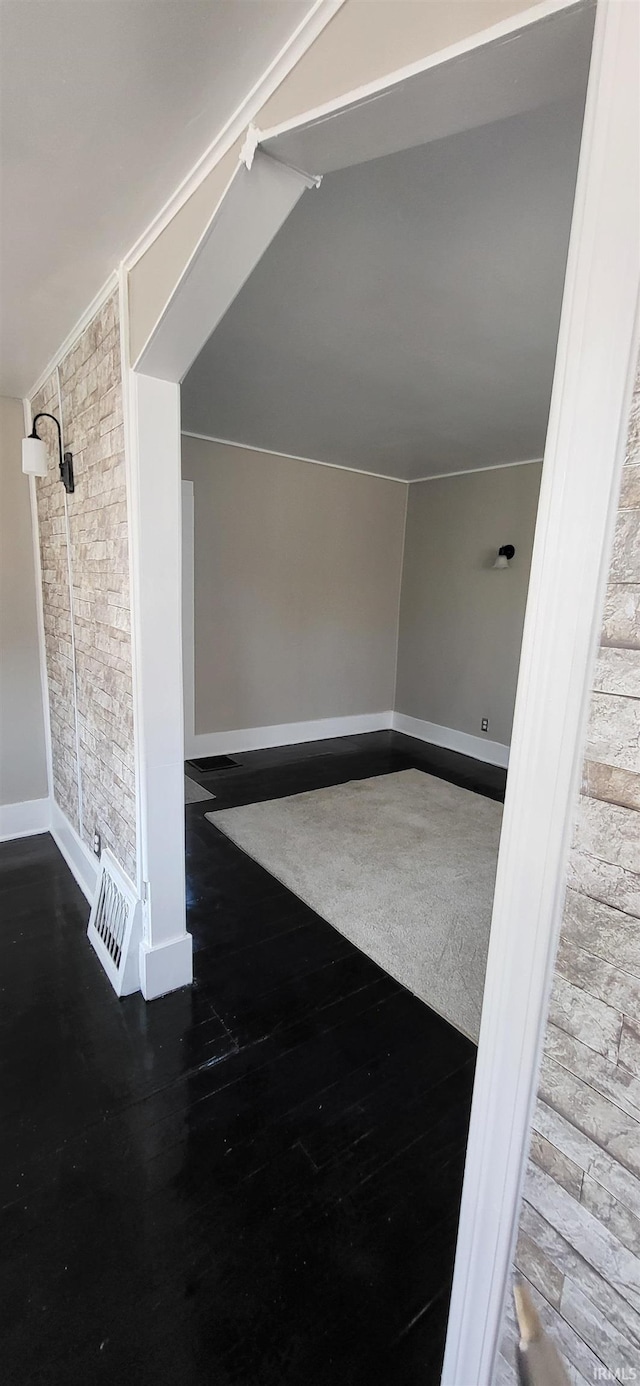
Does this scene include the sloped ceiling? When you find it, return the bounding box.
[0,0,318,396]
[182,92,588,481]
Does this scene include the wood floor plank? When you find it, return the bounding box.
[0,732,499,1383]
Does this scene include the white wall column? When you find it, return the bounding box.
[128,370,192,998]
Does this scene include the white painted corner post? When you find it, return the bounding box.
[123,151,316,998]
[442,2,640,1380]
[127,369,193,999]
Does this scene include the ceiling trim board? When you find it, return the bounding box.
[258,2,594,177]
[27,271,118,402]
[411,458,544,484]
[132,161,242,373]
[122,0,346,273]
[135,153,314,382]
[181,432,543,484]
[180,430,409,485]
[255,0,582,154]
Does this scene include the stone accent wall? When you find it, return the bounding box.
[31,370,80,833]
[32,293,137,882]
[496,360,640,1383]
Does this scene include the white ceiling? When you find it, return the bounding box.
[0,0,317,396]
[182,95,589,481]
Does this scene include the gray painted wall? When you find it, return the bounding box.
[182,436,407,733]
[395,462,542,746]
[0,395,47,806]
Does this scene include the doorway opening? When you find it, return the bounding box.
[127,0,639,1378]
[170,6,595,1378]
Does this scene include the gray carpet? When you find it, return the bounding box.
[185,775,215,804]
[207,769,502,1041]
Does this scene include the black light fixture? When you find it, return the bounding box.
[493,544,515,569]
[22,413,75,493]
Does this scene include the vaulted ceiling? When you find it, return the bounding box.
[182,86,589,481]
[0,0,318,395]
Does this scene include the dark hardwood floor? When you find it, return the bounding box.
[2,731,504,1385]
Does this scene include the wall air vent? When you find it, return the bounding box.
[87,849,142,996]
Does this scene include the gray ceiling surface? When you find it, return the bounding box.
[182,35,592,480]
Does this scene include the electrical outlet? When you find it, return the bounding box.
[93,829,101,858]
[481,717,489,733]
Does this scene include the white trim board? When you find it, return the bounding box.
[122,0,345,272]
[50,798,99,905]
[27,272,118,402]
[126,371,191,980]
[136,153,315,381]
[181,431,541,486]
[186,712,393,760]
[0,798,50,842]
[256,0,583,152]
[182,430,408,484]
[181,480,195,752]
[410,458,543,485]
[392,713,509,769]
[186,711,510,768]
[443,4,640,1379]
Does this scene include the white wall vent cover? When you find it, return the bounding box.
[87,849,142,996]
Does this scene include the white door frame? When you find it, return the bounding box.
[124,0,639,1376]
[181,478,195,755]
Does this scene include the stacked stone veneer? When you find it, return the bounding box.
[496,360,640,1383]
[32,292,137,882]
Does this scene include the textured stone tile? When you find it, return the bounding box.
[568,851,640,921]
[530,1128,584,1198]
[499,1289,520,1373]
[520,1202,640,1349]
[593,646,640,696]
[574,796,640,873]
[560,1276,640,1376]
[585,692,640,773]
[524,1163,640,1311]
[503,360,640,1385]
[562,889,640,972]
[581,1176,640,1258]
[32,293,136,883]
[549,977,622,1062]
[545,1026,640,1123]
[625,367,640,467]
[506,1269,605,1384]
[493,1352,517,1386]
[582,760,640,811]
[620,465,640,510]
[619,1019,640,1080]
[609,508,640,584]
[555,936,640,1018]
[515,1227,564,1306]
[539,1058,640,1179]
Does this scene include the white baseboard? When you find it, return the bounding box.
[139,935,193,1000]
[50,799,99,904]
[392,712,510,768]
[0,796,50,841]
[187,710,510,768]
[186,711,393,759]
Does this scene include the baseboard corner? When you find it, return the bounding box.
[0,796,50,842]
[391,712,509,768]
[50,800,99,904]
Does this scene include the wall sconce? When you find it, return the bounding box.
[493,544,515,569]
[22,413,75,493]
